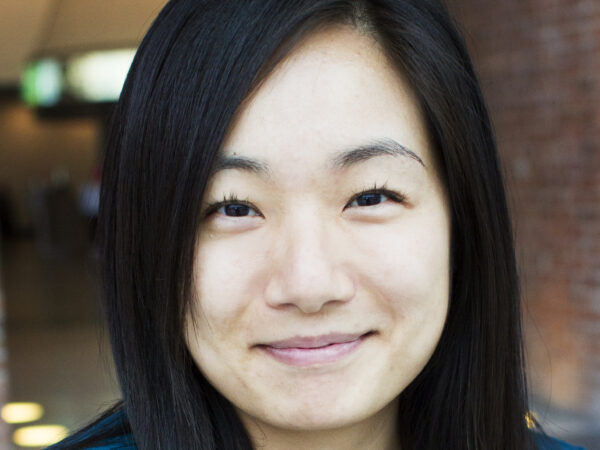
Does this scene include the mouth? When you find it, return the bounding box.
[256,331,375,367]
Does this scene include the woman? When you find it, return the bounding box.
[49,0,584,449]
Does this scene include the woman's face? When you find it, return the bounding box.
[185,26,451,443]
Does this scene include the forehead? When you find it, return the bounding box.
[220,25,433,180]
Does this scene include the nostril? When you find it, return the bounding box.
[264,266,353,305]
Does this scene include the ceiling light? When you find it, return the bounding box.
[1,402,44,424]
[13,425,68,447]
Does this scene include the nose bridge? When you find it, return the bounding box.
[265,205,354,312]
[286,209,330,275]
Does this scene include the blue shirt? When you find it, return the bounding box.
[47,410,586,449]
[49,433,587,449]
[535,434,586,450]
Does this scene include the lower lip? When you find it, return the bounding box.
[260,335,368,367]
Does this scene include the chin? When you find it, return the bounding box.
[238,393,388,433]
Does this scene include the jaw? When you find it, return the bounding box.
[237,395,401,450]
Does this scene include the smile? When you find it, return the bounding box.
[257,332,374,367]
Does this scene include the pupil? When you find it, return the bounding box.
[358,194,381,206]
[225,204,249,216]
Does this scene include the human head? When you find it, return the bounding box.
[184,24,451,449]
[98,0,534,448]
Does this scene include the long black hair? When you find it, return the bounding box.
[56,0,542,448]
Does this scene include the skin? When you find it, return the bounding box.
[185,26,451,450]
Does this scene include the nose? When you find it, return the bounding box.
[264,213,355,313]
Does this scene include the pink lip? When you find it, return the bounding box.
[258,332,372,367]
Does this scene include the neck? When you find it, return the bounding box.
[240,400,400,450]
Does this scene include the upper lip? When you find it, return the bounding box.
[260,332,372,349]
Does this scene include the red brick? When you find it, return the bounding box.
[448,0,600,417]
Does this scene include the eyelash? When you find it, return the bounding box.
[203,183,406,218]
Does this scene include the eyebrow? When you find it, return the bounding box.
[329,138,425,171]
[212,137,425,178]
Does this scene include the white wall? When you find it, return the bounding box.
[0,0,168,85]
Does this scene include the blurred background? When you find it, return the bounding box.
[0,0,598,448]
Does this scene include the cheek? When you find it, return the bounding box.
[186,244,254,378]
[351,211,450,315]
[191,235,272,337]
[191,243,249,335]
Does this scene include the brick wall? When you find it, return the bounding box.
[446,0,600,421]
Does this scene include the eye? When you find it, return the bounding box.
[204,186,405,218]
[218,203,260,217]
[345,187,405,209]
[204,195,261,218]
